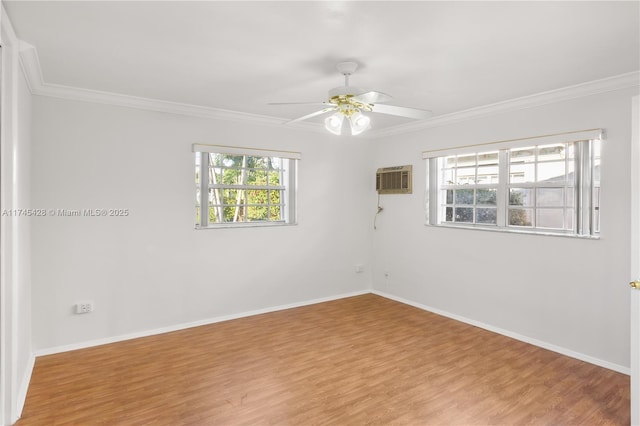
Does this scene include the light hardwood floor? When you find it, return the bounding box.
[17,294,629,425]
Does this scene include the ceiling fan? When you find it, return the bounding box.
[269,62,433,136]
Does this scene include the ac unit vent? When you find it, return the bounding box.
[376,165,412,194]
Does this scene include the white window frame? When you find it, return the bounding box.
[424,129,603,238]
[193,144,300,229]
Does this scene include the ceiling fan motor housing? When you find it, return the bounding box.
[329,62,367,99]
[328,86,367,99]
[336,61,359,75]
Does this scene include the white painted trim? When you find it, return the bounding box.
[192,143,301,160]
[16,42,39,95]
[370,71,640,139]
[371,289,630,375]
[34,290,370,357]
[630,94,639,425]
[1,6,26,426]
[17,46,326,134]
[33,288,629,378]
[13,353,34,425]
[16,43,639,138]
[421,128,602,158]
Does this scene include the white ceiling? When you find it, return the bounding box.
[4,1,640,131]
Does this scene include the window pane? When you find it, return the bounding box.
[196,151,296,228]
[271,190,281,205]
[566,187,575,207]
[510,147,535,162]
[509,163,535,183]
[536,188,564,207]
[248,189,268,205]
[195,153,201,185]
[442,168,454,184]
[248,169,267,184]
[476,208,497,224]
[270,157,282,170]
[207,188,217,205]
[456,167,476,185]
[476,189,497,205]
[566,208,574,231]
[477,151,499,166]
[509,188,532,206]
[268,170,281,186]
[431,139,597,236]
[538,144,565,162]
[509,208,533,226]
[223,206,236,222]
[222,167,238,184]
[270,205,282,220]
[209,206,219,223]
[455,189,474,205]
[537,161,566,183]
[536,208,564,229]
[455,207,473,223]
[476,166,499,184]
[445,207,453,222]
[593,186,600,233]
[457,154,476,167]
[210,166,222,184]
[247,205,267,221]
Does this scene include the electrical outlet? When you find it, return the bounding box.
[355,264,364,273]
[75,302,94,314]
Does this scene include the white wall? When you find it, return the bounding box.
[371,87,638,370]
[30,96,373,352]
[0,9,33,424]
[29,85,638,370]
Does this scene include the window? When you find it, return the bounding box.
[440,151,500,225]
[425,130,602,237]
[193,144,299,228]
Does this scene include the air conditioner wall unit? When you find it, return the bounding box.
[376,165,412,194]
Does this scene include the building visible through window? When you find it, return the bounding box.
[424,130,602,237]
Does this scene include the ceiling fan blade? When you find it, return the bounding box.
[370,104,433,120]
[269,102,333,106]
[351,91,393,104]
[285,107,336,124]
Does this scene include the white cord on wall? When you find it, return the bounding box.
[374,193,383,230]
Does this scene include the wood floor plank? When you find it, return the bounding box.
[16,294,629,425]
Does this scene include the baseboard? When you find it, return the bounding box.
[11,352,35,424]
[34,289,371,357]
[33,288,630,376]
[371,289,630,376]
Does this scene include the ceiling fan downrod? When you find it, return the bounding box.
[336,61,358,87]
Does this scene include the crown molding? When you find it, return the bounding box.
[1,4,19,46]
[368,71,640,139]
[17,45,326,134]
[18,44,639,138]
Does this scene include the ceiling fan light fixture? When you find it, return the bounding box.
[349,111,371,136]
[324,112,344,135]
[271,61,432,135]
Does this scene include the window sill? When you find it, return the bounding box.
[425,222,600,240]
[195,221,297,230]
